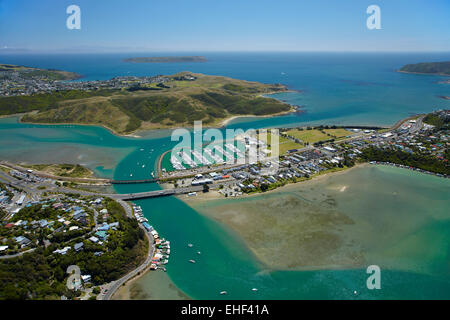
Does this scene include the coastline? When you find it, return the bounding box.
[180,163,368,205]
[218,106,296,128]
[397,70,450,77]
[15,105,296,138]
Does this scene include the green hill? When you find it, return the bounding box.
[5,72,291,134]
[0,63,81,80]
[399,61,450,76]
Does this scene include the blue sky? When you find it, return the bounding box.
[0,0,449,52]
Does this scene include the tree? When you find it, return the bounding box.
[203,184,210,193]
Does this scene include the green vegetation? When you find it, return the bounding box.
[123,56,208,63]
[361,147,450,175]
[260,131,304,154]
[0,89,118,116]
[23,164,94,178]
[0,198,147,300]
[399,61,450,76]
[284,127,351,144]
[424,113,448,129]
[0,64,80,80]
[0,182,13,198]
[20,73,290,134]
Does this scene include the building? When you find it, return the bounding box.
[53,246,71,255]
[16,194,26,206]
[95,231,108,241]
[74,242,84,252]
[89,236,99,243]
[14,236,31,247]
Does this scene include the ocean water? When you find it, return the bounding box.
[0,52,449,299]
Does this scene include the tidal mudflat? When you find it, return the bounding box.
[187,165,450,276]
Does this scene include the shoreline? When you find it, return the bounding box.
[180,163,368,205]
[397,70,450,77]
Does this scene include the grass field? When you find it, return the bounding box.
[260,131,304,155]
[285,128,351,143]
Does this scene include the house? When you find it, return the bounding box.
[73,211,86,221]
[99,209,108,215]
[53,246,71,255]
[39,219,49,228]
[14,236,31,247]
[52,203,63,209]
[95,231,108,241]
[89,236,99,243]
[69,226,79,231]
[109,222,120,230]
[74,242,84,252]
[97,223,110,231]
[81,275,91,283]
[0,245,8,252]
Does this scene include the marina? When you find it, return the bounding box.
[132,203,171,272]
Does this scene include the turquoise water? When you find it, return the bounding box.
[0,52,449,299]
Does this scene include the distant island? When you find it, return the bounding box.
[123,56,208,63]
[398,61,450,76]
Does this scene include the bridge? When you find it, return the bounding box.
[111,178,160,184]
[106,186,204,201]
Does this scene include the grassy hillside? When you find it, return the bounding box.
[0,63,81,80]
[18,72,291,134]
[399,61,450,76]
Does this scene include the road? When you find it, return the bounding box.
[0,248,36,260]
[100,224,155,300]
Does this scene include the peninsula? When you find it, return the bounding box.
[0,69,291,134]
[0,63,81,81]
[398,61,450,76]
[123,56,208,63]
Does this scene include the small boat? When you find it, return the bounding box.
[252,288,258,292]
[142,165,145,168]
[220,291,227,295]
[130,173,133,177]
[189,259,196,264]
[197,251,201,255]
[188,243,193,248]
[140,148,144,151]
